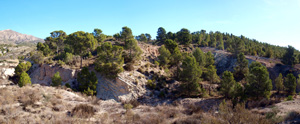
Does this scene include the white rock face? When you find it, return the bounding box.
[30,64,78,86]
[96,71,146,102]
[0,59,18,80]
[30,64,146,102]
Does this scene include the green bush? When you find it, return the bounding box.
[52,72,62,87]
[286,95,293,101]
[57,60,65,66]
[14,61,31,77]
[154,61,159,67]
[77,67,98,96]
[18,72,31,87]
[64,52,73,64]
[124,103,133,110]
[146,80,156,89]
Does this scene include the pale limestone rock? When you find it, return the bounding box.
[30,64,78,86]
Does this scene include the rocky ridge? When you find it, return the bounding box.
[0,29,44,44]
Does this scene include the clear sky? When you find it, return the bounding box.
[0,0,299,49]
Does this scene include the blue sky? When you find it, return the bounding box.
[1,0,299,49]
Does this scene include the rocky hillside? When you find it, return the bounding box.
[0,29,44,44]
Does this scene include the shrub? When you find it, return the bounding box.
[286,95,293,101]
[65,83,71,88]
[77,67,98,96]
[71,104,95,118]
[31,51,44,65]
[124,104,133,111]
[87,51,93,58]
[124,62,134,71]
[14,61,31,77]
[147,80,156,89]
[57,60,65,66]
[18,72,31,87]
[154,61,159,67]
[52,72,62,87]
[64,52,73,64]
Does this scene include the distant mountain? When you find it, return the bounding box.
[0,29,44,44]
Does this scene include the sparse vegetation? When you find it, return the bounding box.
[18,72,31,87]
[51,72,62,87]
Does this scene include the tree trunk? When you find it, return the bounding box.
[56,46,58,55]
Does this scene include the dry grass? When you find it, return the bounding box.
[0,83,291,124]
[71,104,95,118]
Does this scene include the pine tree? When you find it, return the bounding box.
[284,73,296,94]
[171,47,182,79]
[220,71,242,99]
[95,42,124,79]
[246,62,272,99]
[234,53,249,81]
[192,48,206,67]
[205,51,214,67]
[180,55,202,96]
[275,73,284,93]
[125,39,142,61]
[121,26,134,42]
[206,65,220,83]
[158,45,171,67]
[156,27,167,43]
[282,45,298,66]
[77,67,98,96]
[164,39,178,54]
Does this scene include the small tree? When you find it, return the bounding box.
[125,39,142,61]
[234,53,249,81]
[220,71,236,98]
[282,45,298,66]
[193,48,206,67]
[52,72,62,87]
[246,62,272,99]
[220,71,243,100]
[77,67,98,96]
[18,72,31,87]
[158,45,171,67]
[205,65,220,83]
[65,31,97,67]
[164,39,178,54]
[180,55,202,96]
[275,73,284,93]
[15,61,32,77]
[176,28,192,45]
[121,26,134,42]
[93,28,106,43]
[171,47,182,79]
[284,73,296,94]
[95,42,124,79]
[156,27,167,43]
[205,51,214,67]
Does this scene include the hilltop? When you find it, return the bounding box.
[0,29,44,45]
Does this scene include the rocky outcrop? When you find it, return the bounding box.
[0,59,18,80]
[29,64,147,102]
[213,50,255,75]
[96,71,147,102]
[30,64,77,87]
